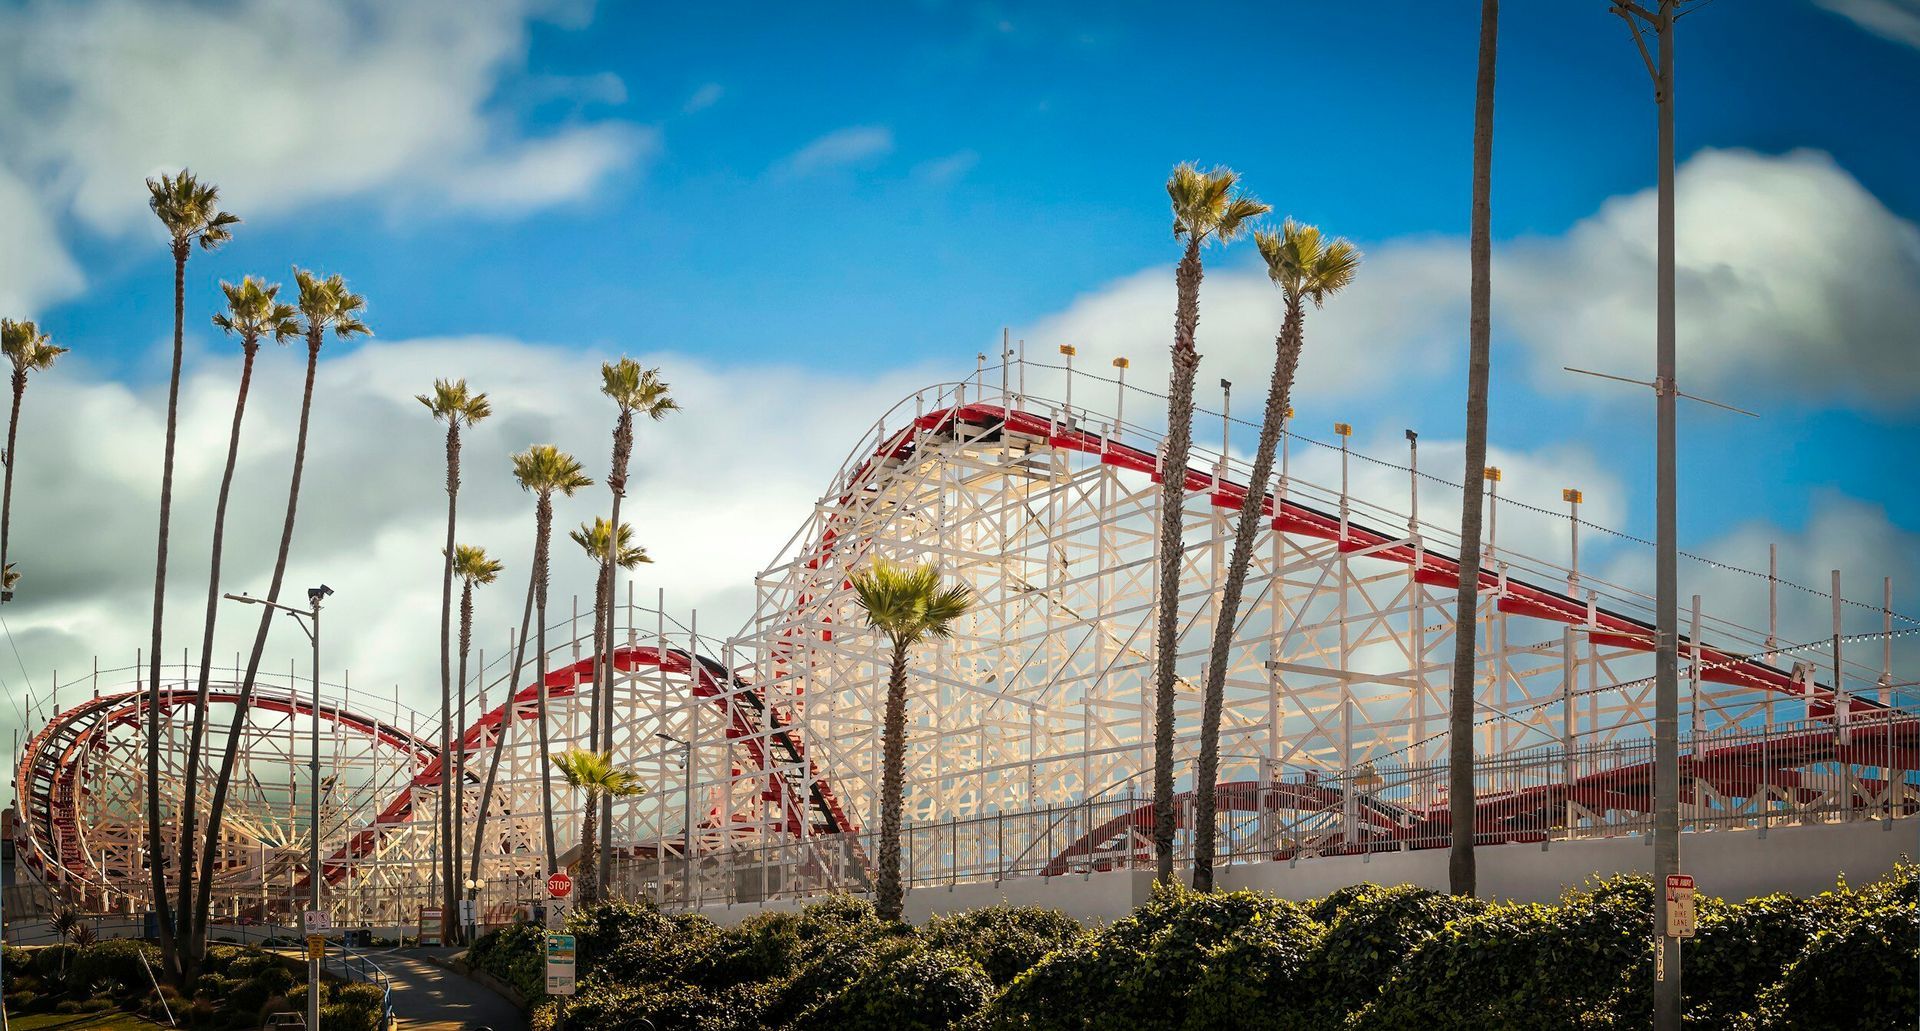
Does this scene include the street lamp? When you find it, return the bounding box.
[225,585,331,1031]
[656,733,694,862]
[463,878,485,933]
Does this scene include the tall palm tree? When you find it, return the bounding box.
[549,748,646,907]
[176,278,297,955]
[1451,0,1499,900]
[571,516,648,903]
[145,168,238,980]
[1,318,68,602]
[450,542,502,941]
[590,360,675,895]
[467,547,539,909]
[512,444,594,872]
[419,379,492,941]
[848,561,973,922]
[1151,164,1267,884]
[1191,220,1360,892]
[193,270,367,958]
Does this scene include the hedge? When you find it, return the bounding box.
[462,862,1918,1031]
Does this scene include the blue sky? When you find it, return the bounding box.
[0,0,1915,723]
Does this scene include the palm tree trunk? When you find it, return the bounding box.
[194,331,324,947]
[595,412,631,898]
[437,423,460,946]
[177,337,261,971]
[453,579,474,943]
[1450,0,1499,899]
[1,370,25,595]
[534,493,559,873]
[1192,298,1305,892]
[148,240,189,982]
[1152,236,1205,884]
[875,641,911,922]
[468,550,537,896]
[578,786,599,906]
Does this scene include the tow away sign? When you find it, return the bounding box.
[1665,874,1697,938]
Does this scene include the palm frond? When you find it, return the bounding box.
[849,559,975,647]
[1256,217,1362,304]
[452,543,504,585]
[512,444,594,496]
[568,517,651,569]
[1,319,68,374]
[292,268,372,342]
[418,378,493,427]
[146,169,240,249]
[549,747,649,796]
[1166,164,1265,247]
[602,358,680,419]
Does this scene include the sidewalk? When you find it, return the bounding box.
[378,949,528,1031]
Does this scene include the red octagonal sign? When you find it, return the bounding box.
[547,872,573,899]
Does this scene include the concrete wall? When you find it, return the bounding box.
[691,818,1917,926]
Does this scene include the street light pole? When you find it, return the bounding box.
[224,585,331,1031]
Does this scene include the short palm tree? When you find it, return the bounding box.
[549,748,647,906]
[1,318,68,602]
[420,379,492,940]
[145,168,238,982]
[450,542,503,936]
[513,444,594,871]
[194,269,367,957]
[177,277,297,950]
[52,909,80,972]
[589,360,675,895]
[1191,219,1359,891]
[849,560,973,922]
[1151,164,1267,883]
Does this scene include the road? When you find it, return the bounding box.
[378,950,528,1031]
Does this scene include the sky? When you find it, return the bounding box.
[0,0,1916,757]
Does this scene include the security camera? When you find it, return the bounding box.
[308,584,335,603]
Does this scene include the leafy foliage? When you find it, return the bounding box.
[919,905,1085,986]
[1298,883,1487,1024]
[1754,859,1919,1030]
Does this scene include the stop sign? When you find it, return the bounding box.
[547,872,573,899]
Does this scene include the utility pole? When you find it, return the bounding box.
[1611,3,1681,1026]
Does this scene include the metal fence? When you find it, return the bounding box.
[608,713,1919,908]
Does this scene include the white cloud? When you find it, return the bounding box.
[0,166,82,316]
[0,334,940,760]
[683,83,725,114]
[913,149,980,184]
[1815,0,1920,49]
[772,126,895,179]
[1500,148,1920,410]
[1015,149,1920,415]
[0,0,648,238]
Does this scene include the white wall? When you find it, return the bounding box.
[689,818,1916,926]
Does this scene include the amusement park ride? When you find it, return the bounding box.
[8,354,1917,926]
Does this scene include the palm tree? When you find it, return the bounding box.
[589,359,675,896]
[1151,164,1267,884]
[1,318,68,602]
[572,518,652,754]
[1450,0,1499,900]
[52,909,80,973]
[466,550,539,911]
[193,269,367,957]
[450,542,502,940]
[848,561,973,922]
[513,444,594,872]
[176,277,297,957]
[1191,220,1360,891]
[420,379,492,941]
[549,748,646,907]
[145,168,238,980]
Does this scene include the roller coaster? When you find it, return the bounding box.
[10,356,1917,923]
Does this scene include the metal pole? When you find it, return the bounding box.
[309,599,323,1031]
[1649,3,1682,1025]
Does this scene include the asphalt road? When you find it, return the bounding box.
[378,950,528,1031]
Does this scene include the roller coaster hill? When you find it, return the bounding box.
[8,353,1916,928]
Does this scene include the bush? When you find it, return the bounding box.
[989,883,1320,1031]
[563,980,772,1031]
[5,991,40,1013]
[1355,875,1656,1030]
[54,999,86,1014]
[921,905,1084,986]
[802,946,994,1031]
[773,921,918,1029]
[1682,891,1829,1027]
[30,944,76,978]
[1302,884,1487,1024]
[1755,861,1919,1030]
[468,922,546,1001]
[71,939,159,993]
[321,1000,382,1031]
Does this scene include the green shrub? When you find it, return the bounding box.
[802,946,994,1031]
[71,939,159,994]
[1179,901,1325,1031]
[78,996,115,1013]
[54,999,86,1014]
[1683,891,1828,1027]
[921,905,1085,986]
[562,980,772,1031]
[1755,862,1919,1030]
[321,1000,382,1031]
[5,991,40,1013]
[468,922,546,1001]
[988,883,1320,1031]
[1355,875,1656,1030]
[773,921,918,1029]
[30,944,76,978]
[1301,884,1487,1024]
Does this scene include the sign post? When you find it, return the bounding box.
[1665,874,1696,938]
[544,932,577,996]
[418,907,443,947]
[546,871,574,930]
